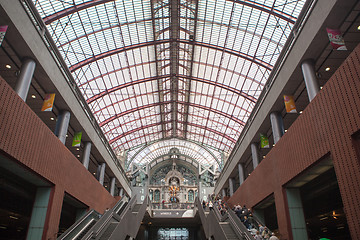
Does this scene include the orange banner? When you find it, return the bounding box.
[284,95,297,113]
[41,93,55,111]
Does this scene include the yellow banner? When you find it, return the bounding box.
[284,95,297,113]
[41,93,55,112]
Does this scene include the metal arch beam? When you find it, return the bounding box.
[79,59,263,88]
[102,106,242,137]
[229,0,296,24]
[114,130,233,158]
[87,74,256,104]
[43,0,115,24]
[155,27,192,39]
[99,90,247,132]
[58,17,282,50]
[94,88,251,117]
[42,0,295,26]
[108,120,237,144]
[125,136,222,164]
[150,0,167,139]
[99,100,246,127]
[102,102,243,136]
[148,155,199,174]
[150,153,199,167]
[69,39,273,72]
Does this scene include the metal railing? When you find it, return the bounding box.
[151,202,194,209]
[57,210,101,240]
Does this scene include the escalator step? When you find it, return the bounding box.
[99,222,118,240]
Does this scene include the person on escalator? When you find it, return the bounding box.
[269,232,279,240]
[254,231,262,240]
[208,201,213,211]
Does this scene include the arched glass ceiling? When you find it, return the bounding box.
[127,138,221,168]
[33,0,306,169]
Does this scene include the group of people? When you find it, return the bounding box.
[232,204,279,240]
[202,198,279,240]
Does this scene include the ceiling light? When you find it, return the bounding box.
[77,155,80,158]
[358,25,360,30]
[5,64,11,69]
[273,144,275,147]
[325,67,330,71]
[299,111,303,114]
[9,216,18,220]
[76,148,80,151]
[66,134,68,137]
[263,156,266,159]
[93,172,96,175]
[105,185,108,188]
[31,95,36,99]
[320,86,323,89]
[284,130,288,132]
[50,117,55,121]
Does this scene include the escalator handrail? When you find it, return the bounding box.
[195,198,209,237]
[227,208,256,240]
[91,197,133,238]
[223,200,267,231]
[81,198,129,240]
[112,196,128,215]
[107,194,149,239]
[57,209,100,240]
[251,214,267,230]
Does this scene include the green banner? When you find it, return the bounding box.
[72,132,82,147]
[260,133,269,148]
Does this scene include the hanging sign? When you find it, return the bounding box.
[260,133,269,148]
[326,28,347,50]
[284,95,297,113]
[41,93,56,111]
[72,132,82,147]
[0,26,8,46]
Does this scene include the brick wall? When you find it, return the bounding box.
[0,76,117,239]
[228,43,360,239]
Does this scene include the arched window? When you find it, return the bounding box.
[149,189,153,201]
[154,189,160,202]
[188,190,194,202]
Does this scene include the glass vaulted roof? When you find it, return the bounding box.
[33,0,306,170]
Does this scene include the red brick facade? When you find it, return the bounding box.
[228,43,360,239]
[0,76,117,239]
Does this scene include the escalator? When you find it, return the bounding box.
[57,196,129,240]
[195,198,255,240]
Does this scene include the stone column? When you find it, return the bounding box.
[238,163,244,185]
[110,177,116,196]
[82,142,91,169]
[97,163,106,186]
[251,142,260,169]
[54,111,70,144]
[15,58,36,101]
[228,178,235,196]
[270,111,284,144]
[301,59,320,102]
